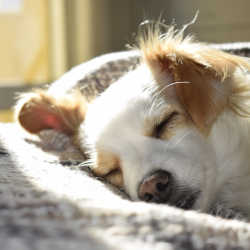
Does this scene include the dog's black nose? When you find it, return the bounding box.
[138,170,172,203]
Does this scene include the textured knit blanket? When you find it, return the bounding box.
[1,43,250,250]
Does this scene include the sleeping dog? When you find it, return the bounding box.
[16,25,250,218]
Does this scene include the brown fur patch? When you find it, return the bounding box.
[139,25,250,81]
[92,150,124,188]
[138,25,250,134]
[92,151,121,177]
[173,60,228,134]
[16,89,87,135]
[105,169,124,188]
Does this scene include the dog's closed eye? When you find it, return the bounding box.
[154,111,179,138]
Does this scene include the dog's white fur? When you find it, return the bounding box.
[82,65,214,207]
[82,61,250,215]
[16,26,250,217]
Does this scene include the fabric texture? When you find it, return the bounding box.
[1,43,250,250]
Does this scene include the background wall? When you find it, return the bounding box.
[0,0,49,85]
[168,0,250,43]
[1,0,250,121]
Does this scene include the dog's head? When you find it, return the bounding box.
[82,26,250,211]
[16,25,250,213]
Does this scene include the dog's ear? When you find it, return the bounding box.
[141,30,231,134]
[172,58,228,134]
[16,90,86,135]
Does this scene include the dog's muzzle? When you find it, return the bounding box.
[138,170,200,210]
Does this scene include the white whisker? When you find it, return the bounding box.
[172,131,192,148]
[167,81,191,88]
[149,81,191,115]
[79,159,94,167]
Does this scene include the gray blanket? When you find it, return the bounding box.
[1,43,250,250]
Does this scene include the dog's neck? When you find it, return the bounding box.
[208,110,250,213]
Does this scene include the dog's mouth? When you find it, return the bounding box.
[169,188,201,210]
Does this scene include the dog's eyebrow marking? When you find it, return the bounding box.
[153,111,179,138]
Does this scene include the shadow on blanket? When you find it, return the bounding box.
[0,125,118,250]
[1,122,250,250]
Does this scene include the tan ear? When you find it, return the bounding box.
[16,89,87,135]
[141,39,230,134]
[138,25,249,133]
[147,56,228,134]
[173,59,228,134]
